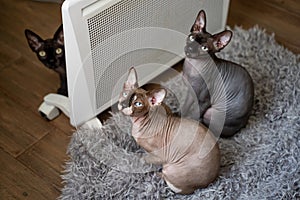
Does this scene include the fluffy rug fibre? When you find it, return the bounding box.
[60,26,300,199]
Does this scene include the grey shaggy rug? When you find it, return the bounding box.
[60,26,300,199]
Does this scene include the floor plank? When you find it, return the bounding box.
[227,0,300,53]
[0,40,22,70]
[17,128,71,192]
[49,114,75,135]
[0,90,54,157]
[0,149,60,199]
[263,0,300,16]
[0,56,60,111]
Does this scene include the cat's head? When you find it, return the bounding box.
[24,24,65,70]
[118,67,166,118]
[185,10,232,58]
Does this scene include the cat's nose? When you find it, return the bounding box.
[187,47,193,52]
[189,42,199,52]
[185,47,194,56]
[121,101,129,108]
[118,100,130,110]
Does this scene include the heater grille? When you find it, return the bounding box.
[87,0,193,49]
[95,49,177,109]
[86,0,227,110]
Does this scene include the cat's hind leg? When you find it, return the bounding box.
[203,107,227,137]
[203,107,247,137]
[164,178,183,193]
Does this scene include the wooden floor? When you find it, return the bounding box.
[0,0,299,199]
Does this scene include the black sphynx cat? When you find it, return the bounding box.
[182,10,254,137]
[25,25,67,96]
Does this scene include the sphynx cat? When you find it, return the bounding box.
[118,67,220,194]
[182,10,254,137]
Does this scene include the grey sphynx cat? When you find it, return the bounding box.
[182,10,254,137]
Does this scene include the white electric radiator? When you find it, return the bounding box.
[61,0,230,127]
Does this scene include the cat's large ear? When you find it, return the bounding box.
[24,29,43,52]
[212,30,232,51]
[124,67,138,90]
[148,88,166,106]
[54,24,64,45]
[190,10,206,33]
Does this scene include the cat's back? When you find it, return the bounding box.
[166,116,220,179]
[171,116,216,145]
[216,58,253,83]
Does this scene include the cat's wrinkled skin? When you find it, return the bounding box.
[118,67,220,194]
[182,10,254,137]
[25,24,67,96]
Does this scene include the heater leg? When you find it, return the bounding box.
[81,117,103,129]
[38,93,69,120]
[43,93,70,117]
[38,93,102,128]
[38,101,60,120]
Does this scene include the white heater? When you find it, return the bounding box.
[61,0,230,127]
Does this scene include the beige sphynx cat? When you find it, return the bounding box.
[118,67,220,194]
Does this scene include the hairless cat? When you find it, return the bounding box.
[25,25,67,96]
[182,10,254,137]
[118,67,220,194]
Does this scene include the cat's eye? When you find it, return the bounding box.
[134,102,143,107]
[38,51,46,57]
[189,35,195,42]
[56,48,62,54]
[201,46,208,51]
[122,92,128,97]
